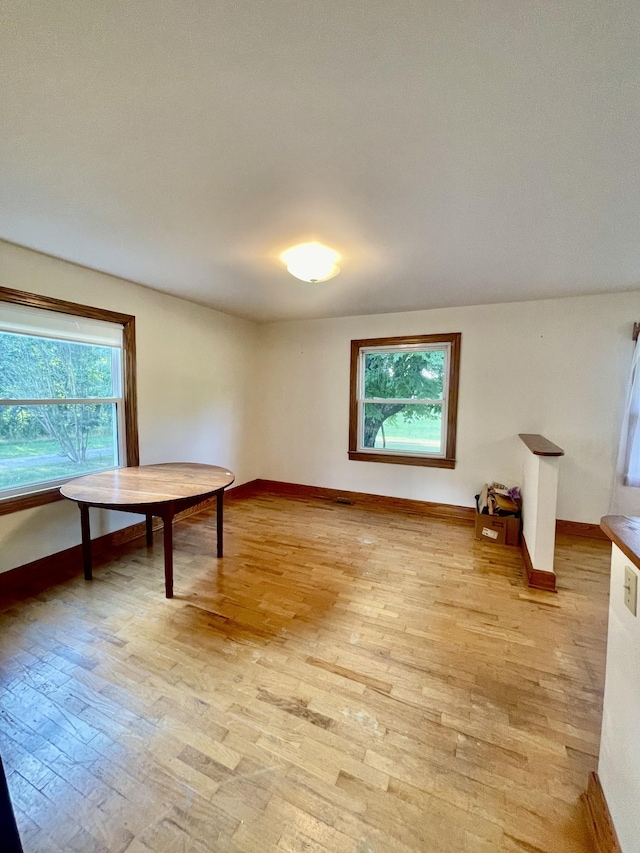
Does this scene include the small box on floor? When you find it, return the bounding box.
[474,512,521,546]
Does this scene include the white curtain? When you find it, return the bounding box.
[611,340,640,515]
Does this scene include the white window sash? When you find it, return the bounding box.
[356,343,450,457]
[362,398,445,405]
[0,307,126,498]
[2,398,121,405]
[624,348,640,487]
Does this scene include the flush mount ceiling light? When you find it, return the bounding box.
[280,242,341,283]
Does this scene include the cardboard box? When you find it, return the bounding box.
[474,512,520,546]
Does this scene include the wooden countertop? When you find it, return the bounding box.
[601,515,640,571]
[519,434,565,457]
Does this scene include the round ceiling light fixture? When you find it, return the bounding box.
[280,242,341,283]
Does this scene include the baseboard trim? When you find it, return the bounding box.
[581,773,622,853]
[0,480,259,596]
[521,535,557,592]
[556,519,608,540]
[226,479,261,500]
[254,479,476,522]
[0,519,149,596]
[254,481,607,541]
[0,478,604,597]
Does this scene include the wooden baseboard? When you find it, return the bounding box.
[226,479,261,500]
[0,480,480,598]
[254,479,476,523]
[556,519,608,540]
[0,478,604,597]
[0,480,259,596]
[255,481,607,541]
[0,518,150,596]
[521,535,557,592]
[581,773,622,853]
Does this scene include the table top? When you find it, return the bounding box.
[60,463,235,507]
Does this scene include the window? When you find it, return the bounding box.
[0,287,138,515]
[620,339,640,488]
[349,333,461,468]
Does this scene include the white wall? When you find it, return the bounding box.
[257,292,640,523]
[3,241,639,574]
[598,543,640,853]
[521,451,560,574]
[0,241,259,573]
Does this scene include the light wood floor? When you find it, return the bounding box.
[0,493,610,852]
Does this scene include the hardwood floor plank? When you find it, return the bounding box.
[0,493,610,851]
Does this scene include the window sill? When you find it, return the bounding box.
[0,487,65,516]
[348,451,456,469]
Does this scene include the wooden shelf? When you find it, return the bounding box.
[519,434,565,457]
[601,515,640,572]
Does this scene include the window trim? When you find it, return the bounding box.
[348,333,461,468]
[0,286,139,516]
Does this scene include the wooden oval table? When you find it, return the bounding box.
[61,463,235,598]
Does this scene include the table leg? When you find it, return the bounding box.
[145,514,154,547]
[163,509,175,598]
[79,504,92,580]
[217,490,224,558]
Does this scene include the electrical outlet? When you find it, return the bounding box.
[624,565,638,616]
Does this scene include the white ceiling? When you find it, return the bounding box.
[1,1,638,322]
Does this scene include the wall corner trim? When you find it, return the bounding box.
[581,773,622,853]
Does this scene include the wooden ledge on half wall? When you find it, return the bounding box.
[600,514,640,573]
[519,433,565,457]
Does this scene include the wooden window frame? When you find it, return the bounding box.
[348,332,461,468]
[0,286,139,516]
